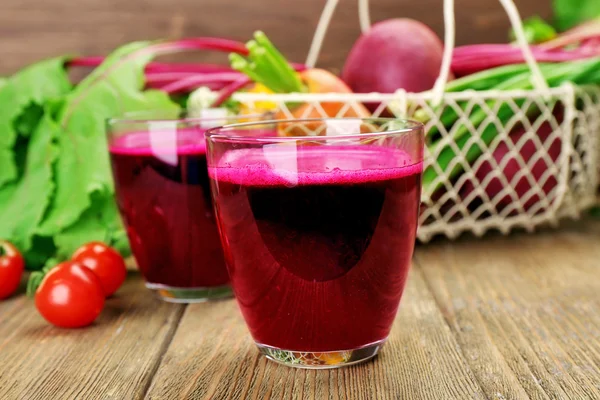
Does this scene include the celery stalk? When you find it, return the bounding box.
[230,31,305,94]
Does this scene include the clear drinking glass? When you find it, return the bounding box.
[106,111,262,303]
[205,118,424,368]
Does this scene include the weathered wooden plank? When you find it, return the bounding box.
[145,265,485,399]
[0,0,551,75]
[415,220,600,400]
[0,272,184,400]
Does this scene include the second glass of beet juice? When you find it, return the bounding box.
[206,118,424,368]
[107,111,264,302]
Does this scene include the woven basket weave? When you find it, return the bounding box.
[230,0,600,241]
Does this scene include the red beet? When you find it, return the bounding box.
[342,19,448,95]
[462,121,562,211]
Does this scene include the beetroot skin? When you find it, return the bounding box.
[342,19,449,94]
[461,121,562,211]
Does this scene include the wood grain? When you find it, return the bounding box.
[144,266,485,400]
[2,221,599,399]
[0,272,184,400]
[414,220,600,400]
[0,0,551,75]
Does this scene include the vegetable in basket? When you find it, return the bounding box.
[554,0,600,31]
[460,119,562,211]
[509,16,558,44]
[453,19,600,76]
[342,19,449,96]
[230,31,370,132]
[419,57,600,209]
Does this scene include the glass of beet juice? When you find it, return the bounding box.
[205,118,424,368]
[107,111,264,303]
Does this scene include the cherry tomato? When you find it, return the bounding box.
[72,242,127,297]
[0,240,25,299]
[35,261,105,328]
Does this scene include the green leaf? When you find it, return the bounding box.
[51,187,131,261]
[24,235,57,270]
[37,41,180,236]
[0,58,71,188]
[14,104,45,138]
[26,271,45,297]
[110,229,132,257]
[26,256,62,296]
[510,16,557,44]
[52,191,121,259]
[554,0,600,31]
[0,113,60,258]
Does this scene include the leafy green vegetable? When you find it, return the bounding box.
[510,16,557,44]
[0,41,180,270]
[53,191,122,259]
[39,42,179,235]
[0,58,71,188]
[0,113,59,257]
[554,0,600,31]
[23,236,57,269]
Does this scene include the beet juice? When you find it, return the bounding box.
[209,143,423,366]
[109,127,231,302]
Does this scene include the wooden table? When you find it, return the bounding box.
[2,220,599,399]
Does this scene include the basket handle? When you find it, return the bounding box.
[305,0,340,68]
[307,0,549,105]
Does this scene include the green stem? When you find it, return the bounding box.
[25,256,63,297]
[423,102,528,192]
[424,57,600,194]
[424,58,600,138]
[446,64,533,93]
[230,31,306,94]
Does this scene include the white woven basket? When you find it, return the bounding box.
[230,0,600,241]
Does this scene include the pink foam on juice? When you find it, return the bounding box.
[109,129,207,156]
[209,145,423,186]
[209,145,423,352]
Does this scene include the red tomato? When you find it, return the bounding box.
[0,240,25,299]
[72,242,127,297]
[35,261,105,328]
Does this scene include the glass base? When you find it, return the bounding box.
[256,339,386,369]
[145,283,233,303]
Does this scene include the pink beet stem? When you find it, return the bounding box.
[148,82,228,91]
[212,77,252,107]
[70,57,234,74]
[150,38,249,57]
[68,56,106,68]
[146,63,233,74]
[68,37,247,74]
[67,38,306,97]
[161,72,244,94]
[452,44,600,75]
[145,72,213,84]
[539,19,600,51]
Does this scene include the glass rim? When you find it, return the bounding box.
[204,118,424,143]
[106,111,267,126]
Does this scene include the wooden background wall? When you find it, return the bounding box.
[1,0,552,75]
